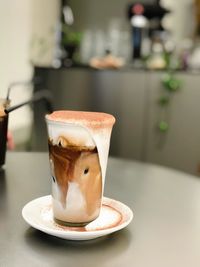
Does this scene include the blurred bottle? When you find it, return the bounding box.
[179,39,192,70]
[80,29,105,64]
[146,31,166,70]
[79,30,93,64]
[93,30,106,58]
[107,18,132,63]
[129,4,149,60]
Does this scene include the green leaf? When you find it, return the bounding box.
[158,96,170,106]
[158,121,169,132]
[62,24,82,46]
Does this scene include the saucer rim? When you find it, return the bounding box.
[22,195,133,239]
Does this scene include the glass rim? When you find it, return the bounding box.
[45,111,115,129]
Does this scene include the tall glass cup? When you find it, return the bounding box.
[0,99,10,169]
[45,111,115,226]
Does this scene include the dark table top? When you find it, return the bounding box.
[1,152,200,267]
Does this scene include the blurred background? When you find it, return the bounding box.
[1,0,200,176]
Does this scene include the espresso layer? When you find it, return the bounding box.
[48,139,102,221]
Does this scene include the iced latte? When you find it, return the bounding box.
[46,111,115,226]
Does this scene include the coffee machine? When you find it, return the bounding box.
[127,0,169,60]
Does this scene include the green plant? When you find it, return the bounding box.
[157,72,182,133]
[62,24,82,46]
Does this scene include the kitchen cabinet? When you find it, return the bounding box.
[145,72,200,176]
[33,67,200,176]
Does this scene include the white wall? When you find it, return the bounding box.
[30,0,60,67]
[0,0,33,142]
[0,0,60,145]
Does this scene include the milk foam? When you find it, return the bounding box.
[47,121,96,147]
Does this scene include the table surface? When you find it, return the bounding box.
[1,152,200,267]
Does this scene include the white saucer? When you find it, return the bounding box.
[22,195,133,241]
